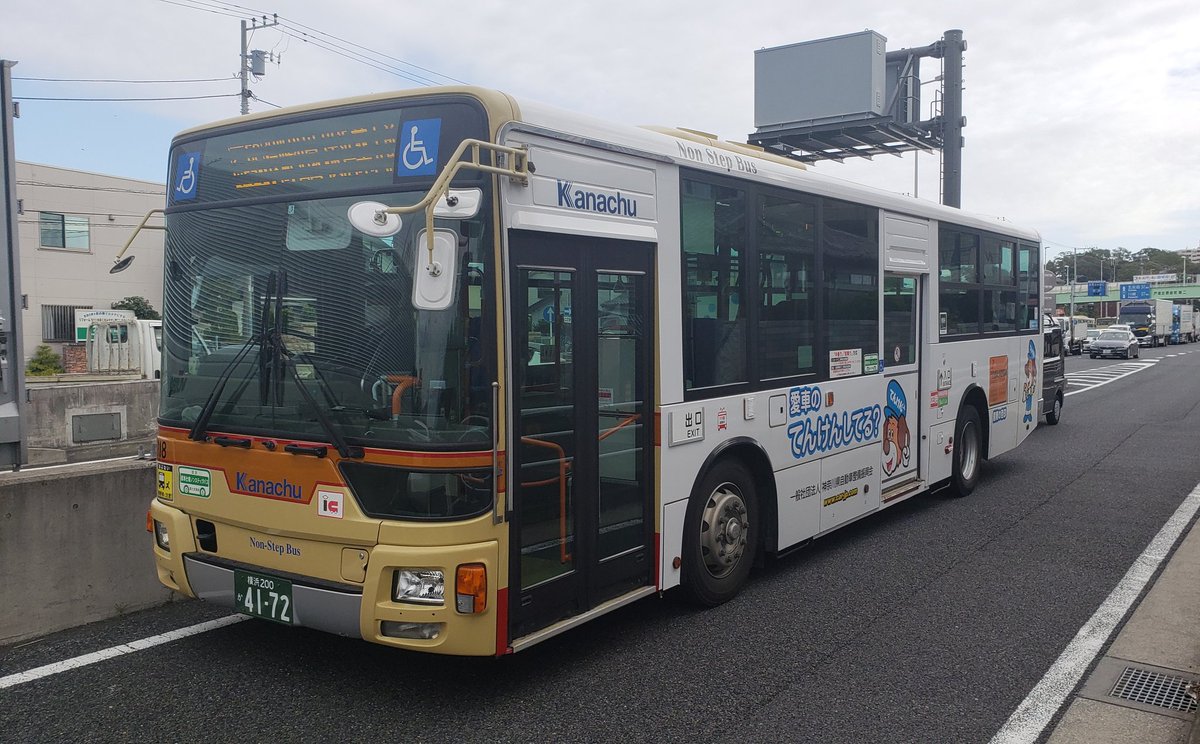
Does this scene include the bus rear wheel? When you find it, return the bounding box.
[949,405,982,497]
[682,459,758,607]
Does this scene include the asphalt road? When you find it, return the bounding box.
[4,343,1200,743]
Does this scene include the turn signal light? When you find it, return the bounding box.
[455,563,487,614]
[145,510,153,533]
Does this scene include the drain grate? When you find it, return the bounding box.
[1109,667,1198,713]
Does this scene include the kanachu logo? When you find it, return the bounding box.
[235,471,302,500]
[556,180,639,217]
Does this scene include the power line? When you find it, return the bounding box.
[14,93,238,102]
[163,0,466,86]
[275,27,440,87]
[157,0,244,19]
[274,17,465,85]
[14,75,234,84]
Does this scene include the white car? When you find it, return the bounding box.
[1080,329,1101,353]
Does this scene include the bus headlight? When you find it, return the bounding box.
[153,519,170,552]
[393,569,444,604]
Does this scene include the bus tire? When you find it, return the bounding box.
[949,405,982,497]
[1045,393,1062,426]
[681,459,758,607]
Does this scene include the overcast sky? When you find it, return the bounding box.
[4,0,1199,261]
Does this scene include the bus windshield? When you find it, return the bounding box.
[160,191,493,450]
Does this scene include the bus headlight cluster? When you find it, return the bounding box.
[393,569,444,604]
[153,520,170,552]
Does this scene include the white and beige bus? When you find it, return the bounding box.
[145,86,1042,656]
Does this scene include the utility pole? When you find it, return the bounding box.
[1069,246,1076,329]
[940,29,965,208]
[240,13,279,115]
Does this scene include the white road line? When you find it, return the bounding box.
[0,615,247,691]
[989,481,1200,744]
[1065,363,1156,397]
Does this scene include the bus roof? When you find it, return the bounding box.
[173,85,1040,242]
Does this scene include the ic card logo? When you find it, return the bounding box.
[317,490,344,519]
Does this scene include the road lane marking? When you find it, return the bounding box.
[1064,361,1157,397]
[989,480,1200,744]
[0,615,247,690]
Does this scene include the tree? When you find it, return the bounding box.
[25,345,64,376]
[111,296,161,320]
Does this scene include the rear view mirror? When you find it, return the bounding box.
[347,201,403,237]
[412,228,460,311]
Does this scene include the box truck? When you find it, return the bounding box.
[1118,299,1172,347]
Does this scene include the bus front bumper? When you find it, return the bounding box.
[149,499,502,656]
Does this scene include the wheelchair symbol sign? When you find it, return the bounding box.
[173,151,201,202]
[397,118,441,177]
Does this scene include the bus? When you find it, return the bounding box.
[142,86,1042,656]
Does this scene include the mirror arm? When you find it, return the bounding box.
[112,208,166,266]
[379,139,528,271]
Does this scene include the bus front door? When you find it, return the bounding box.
[508,230,655,641]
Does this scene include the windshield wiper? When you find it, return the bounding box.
[187,334,263,441]
[188,271,280,442]
[268,329,364,460]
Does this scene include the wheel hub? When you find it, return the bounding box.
[701,486,749,577]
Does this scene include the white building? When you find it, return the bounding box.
[15,161,164,361]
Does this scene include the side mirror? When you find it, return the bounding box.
[411,228,460,311]
[347,201,402,237]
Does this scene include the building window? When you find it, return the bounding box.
[39,212,90,251]
[41,304,93,342]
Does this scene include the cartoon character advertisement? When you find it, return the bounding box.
[1022,339,1037,423]
[881,379,912,478]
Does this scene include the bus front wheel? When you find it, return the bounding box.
[682,459,758,607]
[949,405,982,497]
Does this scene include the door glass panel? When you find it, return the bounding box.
[884,274,917,367]
[596,271,645,561]
[517,269,575,588]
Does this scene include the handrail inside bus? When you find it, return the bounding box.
[378,138,528,275]
[520,435,572,564]
[384,374,420,417]
[110,208,165,274]
[598,413,640,442]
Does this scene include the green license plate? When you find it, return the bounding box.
[234,570,294,625]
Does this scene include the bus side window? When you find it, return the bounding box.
[681,179,747,390]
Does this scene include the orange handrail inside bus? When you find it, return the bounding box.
[520,436,572,564]
[598,413,640,442]
[386,375,420,417]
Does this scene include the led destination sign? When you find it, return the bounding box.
[168,99,487,205]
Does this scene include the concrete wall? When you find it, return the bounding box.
[0,460,170,645]
[24,378,158,464]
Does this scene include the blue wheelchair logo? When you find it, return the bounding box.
[173,151,201,202]
[397,119,441,177]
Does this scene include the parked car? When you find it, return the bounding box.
[1080,328,1101,353]
[1090,328,1139,359]
[1042,322,1066,425]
